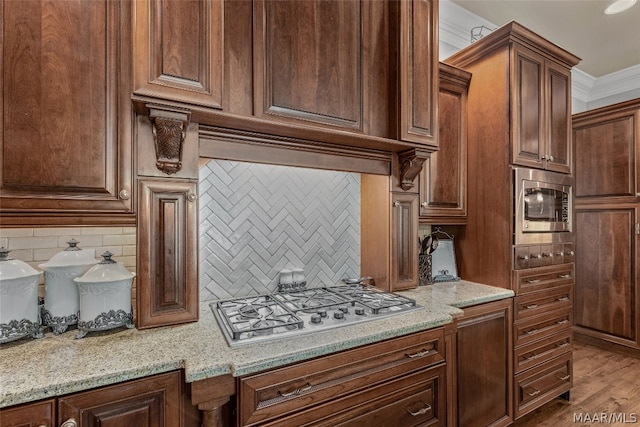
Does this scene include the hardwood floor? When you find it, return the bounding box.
[514,341,640,426]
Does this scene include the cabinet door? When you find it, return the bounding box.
[58,372,182,427]
[545,61,572,174]
[137,179,199,328]
[574,206,639,346]
[512,45,545,170]
[253,0,364,130]
[0,399,54,427]
[391,192,419,291]
[0,0,133,225]
[419,64,469,223]
[133,0,223,109]
[574,111,640,202]
[457,299,513,427]
[399,0,438,146]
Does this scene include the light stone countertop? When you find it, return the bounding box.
[0,280,513,408]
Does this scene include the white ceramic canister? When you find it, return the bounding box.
[73,251,135,339]
[0,247,43,343]
[38,239,98,334]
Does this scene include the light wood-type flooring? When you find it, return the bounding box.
[514,340,640,426]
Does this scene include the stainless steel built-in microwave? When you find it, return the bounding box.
[514,168,573,244]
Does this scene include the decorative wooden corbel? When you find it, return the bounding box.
[148,104,191,175]
[190,374,236,427]
[397,148,430,191]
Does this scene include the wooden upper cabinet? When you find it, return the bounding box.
[133,0,223,109]
[399,0,439,147]
[512,44,573,173]
[253,0,365,130]
[419,63,470,224]
[0,0,133,226]
[252,0,437,144]
[573,99,640,203]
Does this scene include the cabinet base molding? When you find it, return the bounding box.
[573,329,640,358]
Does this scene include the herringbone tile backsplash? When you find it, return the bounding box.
[199,160,361,300]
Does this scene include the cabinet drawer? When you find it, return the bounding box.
[239,328,445,426]
[514,308,572,347]
[267,365,446,427]
[515,353,572,419]
[514,285,572,320]
[512,264,574,294]
[514,329,572,374]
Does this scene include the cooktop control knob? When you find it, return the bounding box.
[317,310,327,318]
[333,311,345,320]
[339,306,349,314]
[310,314,322,324]
[355,307,365,316]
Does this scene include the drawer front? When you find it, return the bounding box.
[268,365,446,427]
[514,330,572,374]
[514,285,572,320]
[514,308,572,347]
[515,353,572,419]
[513,264,574,294]
[239,328,445,426]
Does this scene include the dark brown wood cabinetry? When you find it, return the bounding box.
[1,372,200,427]
[133,0,223,109]
[238,328,447,427]
[456,299,513,427]
[572,99,640,354]
[0,0,134,226]
[419,63,471,224]
[444,22,578,420]
[0,399,55,427]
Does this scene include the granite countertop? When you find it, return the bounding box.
[0,280,513,408]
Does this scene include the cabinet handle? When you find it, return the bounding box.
[118,189,131,200]
[558,274,572,279]
[279,383,312,397]
[525,328,538,335]
[541,252,552,258]
[567,251,575,256]
[406,348,436,358]
[60,419,77,427]
[524,352,537,361]
[518,255,529,261]
[556,319,569,325]
[525,304,538,310]
[394,201,401,207]
[555,251,564,257]
[556,342,571,348]
[531,254,542,259]
[549,155,554,162]
[555,373,571,381]
[526,279,541,284]
[556,296,570,302]
[525,387,541,397]
[406,403,432,416]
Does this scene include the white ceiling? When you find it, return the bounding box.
[450,0,640,78]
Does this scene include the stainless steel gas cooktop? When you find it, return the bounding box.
[210,284,423,347]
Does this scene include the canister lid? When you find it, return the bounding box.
[73,252,135,284]
[0,247,41,281]
[38,239,98,269]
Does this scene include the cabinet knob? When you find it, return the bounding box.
[555,251,564,257]
[393,201,401,207]
[548,155,554,162]
[636,193,640,197]
[187,193,197,202]
[518,255,529,261]
[61,419,77,427]
[421,202,428,208]
[119,189,131,200]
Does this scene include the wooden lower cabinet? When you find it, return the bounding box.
[456,298,513,427]
[0,399,55,427]
[238,328,447,427]
[1,371,200,427]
